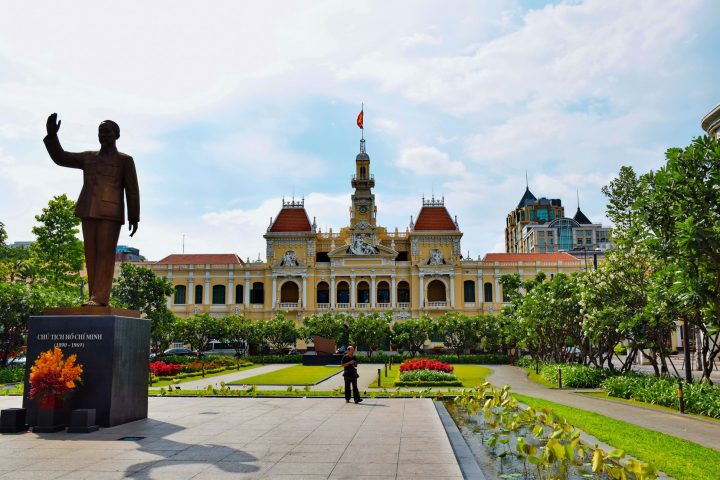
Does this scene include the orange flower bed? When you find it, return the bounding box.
[29,347,83,409]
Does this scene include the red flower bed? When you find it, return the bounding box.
[149,361,182,377]
[399,358,454,373]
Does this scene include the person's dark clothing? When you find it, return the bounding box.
[341,354,361,402]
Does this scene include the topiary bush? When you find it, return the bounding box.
[399,369,458,382]
[540,363,612,388]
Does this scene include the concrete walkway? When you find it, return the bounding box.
[488,365,720,452]
[0,396,462,479]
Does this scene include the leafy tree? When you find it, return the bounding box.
[348,312,392,357]
[30,195,84,290]
[147,309,177,356]
[111,263,173,316]
[301,313,347,345]
[435,312,483,356]
[392,316,432,356]
[263,314,299,353]
[174,313,225,376]
[223,314,256,363]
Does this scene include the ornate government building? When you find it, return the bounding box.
[142,139,582,321]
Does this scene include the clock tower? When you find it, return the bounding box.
[350,138,377,228]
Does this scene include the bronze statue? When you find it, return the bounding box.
[44,113,140,306]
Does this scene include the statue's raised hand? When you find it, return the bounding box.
[46,113,61,136]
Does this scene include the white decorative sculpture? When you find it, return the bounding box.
[429,248,444,265]
[349,235,377,255]
[281,250,298,266]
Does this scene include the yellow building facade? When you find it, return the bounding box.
[141,139,583,321]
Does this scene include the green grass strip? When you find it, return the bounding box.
[150,364,262,387]
[228,365,341,386]
[581,391,720,424]
[514,393,720,480]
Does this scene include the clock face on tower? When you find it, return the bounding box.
[359,206,368,213]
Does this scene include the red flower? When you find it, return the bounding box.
[399,358,453,373]
[148,361,182,377]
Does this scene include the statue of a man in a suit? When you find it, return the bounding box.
[44,113,140,306]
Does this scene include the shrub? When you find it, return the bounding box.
[149,361,182,377]
[434,354,509,364]
[399,369,458,382]
[541,363,612,388]
[613,344,628,355]
[602,374,720,419]
[245,354,303,364]
[0,365,25,384]
[516,355,535,368]
[399,358,453,373]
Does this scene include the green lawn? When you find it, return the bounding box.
[514,393,720,480]
[228,365,341,386]
[581,391,720,424]
[150,364,262,387]
[523,367,558,387]
[369,365,491,388]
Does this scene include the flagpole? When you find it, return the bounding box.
[361,102,364,141]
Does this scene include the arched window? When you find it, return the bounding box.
[250,282,264,304]
[194,285,203,305]
[235,284,244,304]
[360,166,366,178]
[397,281,410,303]
[484,282,493,303]
[212,285,226,305]
[174,285,186,305]
[427,280,446,302]
[337,281,350,303]
[376,281,390,304]
[316,281,329,304]
[463,280,475,303]
[280,281,299,303]
[357,281,370,304]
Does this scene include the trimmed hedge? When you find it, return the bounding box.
[540,363,613,388]
[602,374,720,419]
[0,365,24,384]
[245,354,303,364]
[356,353,509,364]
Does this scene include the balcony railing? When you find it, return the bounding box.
[397,302,410,309]
[317,303,330,310]
[355,303,369,309]
[376,303,390,309]
[336,303,350,309]
[278,302,299,309]
[427,301,447,307]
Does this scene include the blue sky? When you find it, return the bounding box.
[0,0,718,260]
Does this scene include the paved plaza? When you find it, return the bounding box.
[0,396,463,480]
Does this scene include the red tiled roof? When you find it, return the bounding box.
[270,207,312,232]
[483,253,580,263]
[414,206,457,231]
[157,254,244,265]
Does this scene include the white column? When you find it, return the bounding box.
[350,274,356,308]
[390,274,396,308]
[204,272,210,304]
[494,276,500,303]
[477,269,482,304]
[419,273,424,307]
[330,275,336,307]
[449,273,455,307]
[272,275,277,308]
[167,270,173,308]
[188,278,194,305]
[227,272,234,305]
[302,275,307,309]
[370,274,376,308]
[244,275,250,306]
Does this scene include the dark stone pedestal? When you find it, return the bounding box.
[302,354,343,366]
[23,313,150,428]
[67,408,99,433]
[0,408,29,433]
[32,408,65,433]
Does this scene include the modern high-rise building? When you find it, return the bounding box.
[701,103,720,139]
[505,185,564,253]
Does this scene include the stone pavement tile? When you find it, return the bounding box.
[291,443,347,454]
[260,476,328,480]
[398,451,458,464]
[0,458,35,470]
[329,476,394,480]
[347,439,400,451]
[132,459,211,478]
[0,471,67,480]
[330,462,398,477]
[235,445,296,462]
[22,458,103,471]
[78,458,148,472]
[396,476,463,480]
[170,444,244,461]
[56,471,128,480]
[264,461,336,476]
[337,450,399,464]
[397,462,463,477]
[192,460,275,478]
[280,450,344,463]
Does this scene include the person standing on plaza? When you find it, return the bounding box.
[341,346,362,404]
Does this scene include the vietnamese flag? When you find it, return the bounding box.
[357,109,363,129]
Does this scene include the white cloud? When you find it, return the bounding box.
[396,145,466,176]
